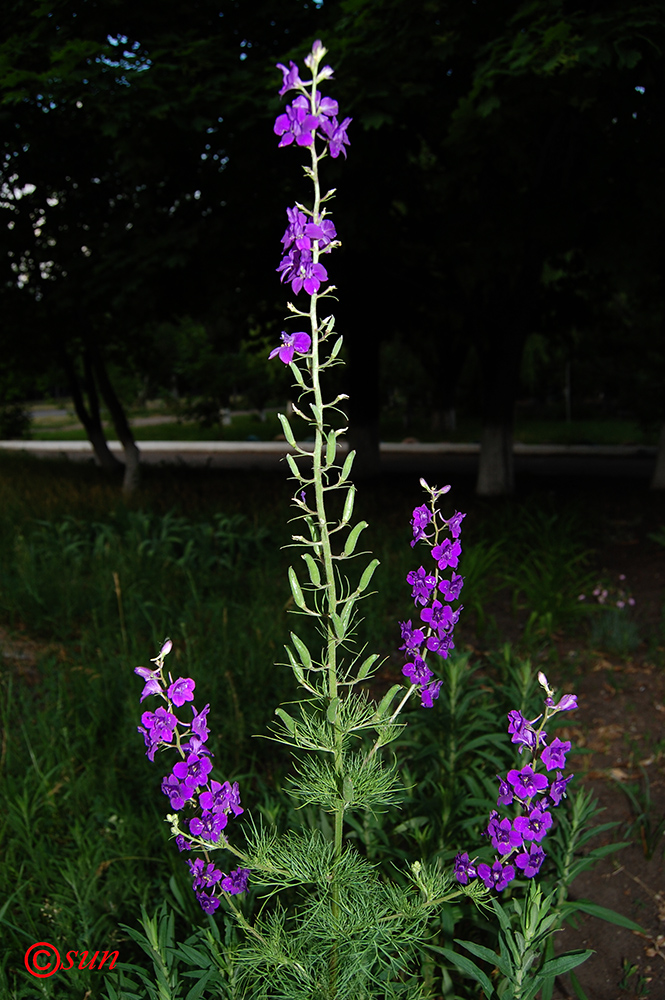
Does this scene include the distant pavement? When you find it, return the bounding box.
[0,439,658,478]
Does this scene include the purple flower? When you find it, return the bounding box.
[195,891,220,914]
[425,633,455,658]
[175,835,192,852]
[189,811,228,843]
[549,771,574,806]
[277,247,328,295]
[410,504,432,546]
[399,620,425,654]
[420,598,454,636]
[407,566,437,606]
[454,852,477,884]
[432,538,462,570]
[199,779,244,817]
[445,511,466,539]
[276,60,303,96]
[314,92,338,118]
[507,710,544,754]
[319,115,352,158]
[274,96,319,147]
[168,677,195,708]
[304,218,336,249]
[281,207,311,251]
[137,725,160,762]
[420,680,442,708]
[191,703,211,742]
[269,331,311,364]
[141,706,178,744]
[188,859,223,891]
[402,656,433,686]
[507,765,549,801]
[545,693,578,713]
[515,843,546,878]
[541,737,571,772]
[221,867,250,895]
[497,775,514,807]
[513,807,553,843]
[489,817,524,856]
[134,666,163,702]
[172,753,213,789]
[438,572,464,602]
[477,860,515,892]
[161,773,194,810]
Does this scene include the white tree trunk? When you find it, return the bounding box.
[651,423,665,490]
[476,423,514,496]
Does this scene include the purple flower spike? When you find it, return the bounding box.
[269,331,311,364]
[454,852,477,884]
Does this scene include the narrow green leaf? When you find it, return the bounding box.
[437,948,497,998]
[291,361,306,388]
[343,775,354,804]
[563,900,644,933]
[301,552,321,587]
[356,653,380,681]
[338,448,355,483]
[330,610,345,638]
[344,520,368,556]
[277,411,297,447]
[291,632,313,669]
[357,557,380,593]
[455,939,511,978]
[342,486,355,524]
[341,595,356,631]
[310,402,322,425]
[275,708,296,733]
[538,950,594,979]
[569,970,591,1000]
[288,566,307,610]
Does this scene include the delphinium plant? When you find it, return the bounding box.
[118,41,597,1000]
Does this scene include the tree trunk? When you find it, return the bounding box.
[61,348,122,472]
[651,423,665,490]
[88,342,141,496]
[477,421,514,495]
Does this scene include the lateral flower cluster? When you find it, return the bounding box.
[135,639,249,914]
[401,479,465,708]
[454,673,577,892]
[270,39,350,350]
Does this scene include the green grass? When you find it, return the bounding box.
[0,452,657,997]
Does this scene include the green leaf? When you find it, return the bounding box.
[357,557,380,593]
[310,402,322,425]
[569,970,591,999]
[455,938,511,977]
[277,411,297,447]
[344,520,368,556]
[301,552,321,587]
[563,900,644,933]
[538,950,594,979]
[437,947,497,998]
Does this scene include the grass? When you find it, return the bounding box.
[0,452,660,997]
